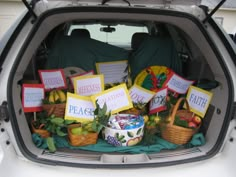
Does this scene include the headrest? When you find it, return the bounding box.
[71,29,90,38]
[131,32,149,50]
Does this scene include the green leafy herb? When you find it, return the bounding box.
[92,100,111,133]
[174,115,189,128]
[46,137,56,153]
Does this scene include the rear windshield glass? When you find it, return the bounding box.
[68,24,148,47]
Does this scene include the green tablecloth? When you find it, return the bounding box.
[32,133,205,154]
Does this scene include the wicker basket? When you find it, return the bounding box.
[42,103,66,117]
[31,122,50,138]
[67,124,98,146]
[161,97,200,145]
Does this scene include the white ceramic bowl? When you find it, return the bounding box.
[104,114,144,146]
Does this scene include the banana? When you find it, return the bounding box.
[49,90,55,103]
[53,90,60,102]
[56,90,66,102]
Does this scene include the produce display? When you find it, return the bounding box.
[22,64,213,152]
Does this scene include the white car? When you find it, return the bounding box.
[1,0,236,176]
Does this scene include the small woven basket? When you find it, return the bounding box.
[42,103,66,117]
[161,97,200,145]
[67,124,98,146]
[31,122,50,138]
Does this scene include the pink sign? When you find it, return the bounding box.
[165,72,194,94]
[69,70,94,89]
[22,84,45,112]
[38,69,67,91]
[149,87,168,114]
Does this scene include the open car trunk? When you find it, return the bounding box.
[7,3,234,168]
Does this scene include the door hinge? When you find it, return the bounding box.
[0,101,9,121]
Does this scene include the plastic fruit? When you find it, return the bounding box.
[188,122,197,128]
[143,115,149,123]
[154,116,161,124]
[149,114,156,121]
[71,127,83,135]
[192,115,202,125]
[82,130,88,135]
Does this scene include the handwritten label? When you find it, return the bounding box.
[64,92,95,122]
[166,73,194,94]
[96,60,128,84]
[149,87,168,114]
[185,86,213,117]
[129,84,155,104]
[74,75,104,96]
[22,84,45,112]
[91,84,133,114]
[69,70,94,88]
[38,69,67,91]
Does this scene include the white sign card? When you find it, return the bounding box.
[64,92,95,122]
[166,72,194,94]
[22,84,45,112]
[91,84,133,114]
[149,87,168,114]
[185,86,213,117]
[38,69,67,91]
[129,84,155,104]
[69,70,94,89]
[96,60,128,84]
[73,74,104,96]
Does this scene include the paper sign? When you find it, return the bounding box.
[166,72,194,94]
[64,92,95,122]
[74,75,104,96]
[149,87,168,114]
[38,69,67,91]
[185,86,213,117]
[22,84,45,112]
[96,60,128,84]
[91,84,133,114]
[69,70,94,88]
[129,84,155,104]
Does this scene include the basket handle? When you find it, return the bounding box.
[169,97,191,125]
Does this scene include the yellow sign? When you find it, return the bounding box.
[73,74,104,96]
[91,83,133,114]
[185,86,213,118]
[64,92,95,123]
[129,84,155,104]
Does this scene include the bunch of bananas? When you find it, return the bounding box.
[48,89,66,104]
